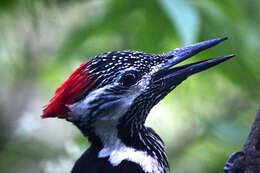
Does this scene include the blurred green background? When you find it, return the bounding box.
[0,0,260,173]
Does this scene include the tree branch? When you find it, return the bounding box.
[225,107,260,173]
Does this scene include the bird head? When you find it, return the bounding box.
[42,37,234,138]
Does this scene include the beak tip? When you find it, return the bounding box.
[203,36,228,47]
[218,37,228,41]
[225,54,236,59]
[207,54,235,67]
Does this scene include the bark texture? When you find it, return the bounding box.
[226,107,260,173]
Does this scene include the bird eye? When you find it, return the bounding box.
[119,71,140,87]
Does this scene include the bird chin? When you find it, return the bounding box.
[66,111,82,123]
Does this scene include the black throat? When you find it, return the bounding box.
[117,120,169,172]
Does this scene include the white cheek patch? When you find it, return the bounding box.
[68,83,143,123]
[68,86,111,117]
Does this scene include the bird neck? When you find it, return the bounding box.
[86,120,169,173]
[118,122,169,172]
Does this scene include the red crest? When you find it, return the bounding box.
[42,61,95,118]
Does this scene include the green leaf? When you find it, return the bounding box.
[159,0,200,44]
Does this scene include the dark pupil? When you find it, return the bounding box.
[121,73,138,87]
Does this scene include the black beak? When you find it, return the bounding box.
[153,37,235,89]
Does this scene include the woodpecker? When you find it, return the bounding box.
[42,37,234,173]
